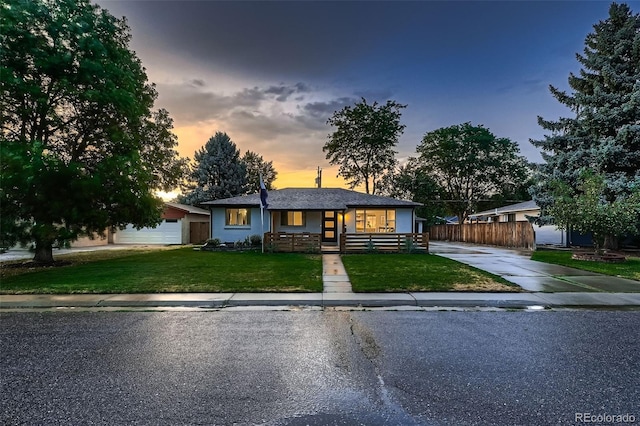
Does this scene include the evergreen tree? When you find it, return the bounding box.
[179,132,247,204]
[242,150,277,191]
[530,3,640,249]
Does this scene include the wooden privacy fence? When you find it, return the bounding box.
[340,233,429,253]
[264,232,321,253]
[429,222,535,249]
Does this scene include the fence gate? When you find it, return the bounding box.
[190,222,210,244]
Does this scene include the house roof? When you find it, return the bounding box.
[164,202,210,215]
[437,216,459,224]
[470,200,539,218]
[201,188,421,210]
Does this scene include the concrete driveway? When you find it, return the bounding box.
[430,241,640,292]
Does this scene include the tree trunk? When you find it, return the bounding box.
[603,234,619,251]
[33,241,54,263]
[458,211,466,225]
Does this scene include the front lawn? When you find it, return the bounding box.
[531,250,640,281]
[342,254,519,292]
[0,248,323,294]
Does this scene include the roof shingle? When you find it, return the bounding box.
[201,188,420,210]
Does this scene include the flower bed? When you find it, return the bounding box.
[571,251,626,263]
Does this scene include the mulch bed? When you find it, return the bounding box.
[571,252,627,263]
[1,260,73,269]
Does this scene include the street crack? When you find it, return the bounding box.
[348,316,420,424]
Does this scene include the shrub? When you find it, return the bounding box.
[249,234,262,247]
[204,238,221,248]
[404,238,420,254]
[365,241,378,253]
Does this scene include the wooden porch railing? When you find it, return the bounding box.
[340,233,429,253]
[264,232,321,253]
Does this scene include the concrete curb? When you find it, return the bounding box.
[2,292,640,310]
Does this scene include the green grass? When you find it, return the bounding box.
[531,250,640,281]
[342,253,519,292]
[0,248,323,294]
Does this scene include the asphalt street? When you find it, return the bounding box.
[1,311,639,425]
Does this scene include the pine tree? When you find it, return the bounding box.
[179,132,247,204]
[531,2,640,249]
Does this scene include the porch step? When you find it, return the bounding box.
[322,254,352,293]
[321,245,340,254]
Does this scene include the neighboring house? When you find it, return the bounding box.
[109,202,210,245]
[468,200,565,246]
[202,188,422,250]
[5,202,210,250]
[468,200,540,224]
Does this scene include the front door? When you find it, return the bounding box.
[322,211,338,243]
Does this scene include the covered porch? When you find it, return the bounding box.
[269,210,343,247]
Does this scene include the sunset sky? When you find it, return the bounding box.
[95,0,633,193]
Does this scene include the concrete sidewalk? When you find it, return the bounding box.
[2,291,640,310]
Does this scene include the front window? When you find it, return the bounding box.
[226,208,250,226]
[355,209,396,233]
[281,211,305,226]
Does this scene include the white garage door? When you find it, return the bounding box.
[114,220,182,244]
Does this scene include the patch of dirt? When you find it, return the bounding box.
[0,260,74,279]
[453,281,521,292]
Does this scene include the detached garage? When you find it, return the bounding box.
[111,203,210,245]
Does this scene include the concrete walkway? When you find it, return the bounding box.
[430,241,640,293]
[322,254,352,293]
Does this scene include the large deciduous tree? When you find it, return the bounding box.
[379,158,447,226]
[0,0,186,263]
[179,132,247,204]
[323,98,406,194]
[546,171,640,250]
[417,123,529,224]
[242,150,277,191]
[530,3,640,249]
